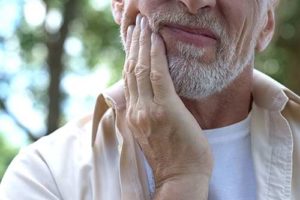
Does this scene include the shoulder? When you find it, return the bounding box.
[253,69,300,111]
[253,69,300,130]
[0,109,116,199]
[0,115,93,199]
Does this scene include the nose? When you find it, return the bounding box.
[178,0,216,14]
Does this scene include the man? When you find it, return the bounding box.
[1,0,300,199]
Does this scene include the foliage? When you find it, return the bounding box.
[0,134,19,181]
[256,0,300,94]
[13,0,124,135]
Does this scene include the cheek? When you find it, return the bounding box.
[121,0,171,42]
[119,0,140,44]
[123,0,139,25]
[220,0,259,55]
[221,1,249,38]
[138,0,170,17]
[121,0,165,32]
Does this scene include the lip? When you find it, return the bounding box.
[161,23,218,47]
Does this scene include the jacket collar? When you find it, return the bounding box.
[252,70,300,111]
[92,69,300,145]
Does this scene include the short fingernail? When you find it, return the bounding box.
[127,25,134,37]
[141,16,147,29]
[151,33,158,43]
[136,14,142,26]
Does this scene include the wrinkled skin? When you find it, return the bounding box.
[124,15,213,199]
[112,0,276,199]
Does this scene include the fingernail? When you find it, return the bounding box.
[127,25,134,37]
[151,33,157,43]
[141,16,147,29]
[136,14,141,26]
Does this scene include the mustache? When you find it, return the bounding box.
[148,8,226,40]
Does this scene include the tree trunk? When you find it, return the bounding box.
[46,0,79,134]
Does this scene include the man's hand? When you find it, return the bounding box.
[123,14,213,199]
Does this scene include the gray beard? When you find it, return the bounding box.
[167,41,252,99]
[120,8,256,100]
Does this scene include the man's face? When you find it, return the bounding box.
[117,0,270,99]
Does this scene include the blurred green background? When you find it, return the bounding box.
[0,0,299,180]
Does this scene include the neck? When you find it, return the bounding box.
[181,66,253,130]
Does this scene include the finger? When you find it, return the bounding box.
[126,14,142,105]
[125,25,134,60]
[122,69,129,103]
[150,33,176,102]
[135,16,153,101]
[123,26,134,106]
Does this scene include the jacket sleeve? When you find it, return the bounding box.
[0,146,62,200]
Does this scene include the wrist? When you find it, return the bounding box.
[154,174,210,200]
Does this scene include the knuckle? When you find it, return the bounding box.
[124,86,129,101]
[135,64,149,78]
[131,37,139,45]
[127,58,137,66]
[139,36,148,46]
[151,48,160,57]
[126,102,152,127]
[149,106,168,123]
[126,107,136,124]
[150,71,163,83]
[127,59,137,72]
[136,110,150,126]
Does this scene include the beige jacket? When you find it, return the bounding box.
[0,70,300,200]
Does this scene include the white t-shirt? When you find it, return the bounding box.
[144,114,257,199]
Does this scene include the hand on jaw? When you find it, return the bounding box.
[123,14,213,199]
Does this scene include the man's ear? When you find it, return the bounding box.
[112,0,124,25]
[255,8,275,52]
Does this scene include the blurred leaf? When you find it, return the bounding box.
[0,134,19,181]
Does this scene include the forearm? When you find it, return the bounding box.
[153,175,210,200]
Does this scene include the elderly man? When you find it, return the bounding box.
[1,0,300,199]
